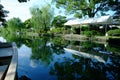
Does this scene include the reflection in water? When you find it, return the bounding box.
[30,37,54,65]
[1,35,120,80]
[64,48,106,63]
[106,42,120,54]
[0,37,6,42]
[30,60,39,68]
[19,75,31,80]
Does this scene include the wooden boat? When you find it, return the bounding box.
[0,42,18,80]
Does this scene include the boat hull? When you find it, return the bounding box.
[0,42,18,80]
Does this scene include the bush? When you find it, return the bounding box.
[0,27,9,35]
[49,27,65,34]
[107,29,120,36]
[83,30,101,37]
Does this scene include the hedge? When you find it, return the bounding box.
[107,29,120,36]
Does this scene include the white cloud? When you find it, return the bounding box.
[1,0,31,21]
[1,0,52,21]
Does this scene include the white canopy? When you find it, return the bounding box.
[64,18,82,26]
[64,16,113,26]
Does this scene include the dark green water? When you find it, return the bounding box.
[0,35,120,80]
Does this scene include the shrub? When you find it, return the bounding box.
[83,30,101,37]
[49,27,65,34]
[107,29,120,36]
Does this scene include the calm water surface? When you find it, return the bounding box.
[0,36,120,80]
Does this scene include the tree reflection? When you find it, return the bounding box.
[2,33,22,47]
[106,43,120,55]
[1,34,120,80]
[80,41,104,53]
[1,33,32,48]
[30,37,69,65]
[50,54,120,80]
[19,75,31,80]
[30,37,52,65]
[51,38,68,55]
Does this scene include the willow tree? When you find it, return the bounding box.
[30,4,54,33]
[52,0,119,18]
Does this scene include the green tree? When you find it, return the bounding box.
[18,0,29,2]
[52,15,66,28]
[7,17,23,33]
[50,15,67,34]
[108,0,120,16]
[24,18,33,29]
[52,0,119,18]
[0,4,9,26]
[30,4,54,33]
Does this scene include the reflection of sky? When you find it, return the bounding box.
[52,50,74,63]
[17,41,120,80]
[0,37,6,42]
[18,44,32,78]
[17,44,77,80]
[17,44,57,80]
[18,44,32,57]
[64,48,106,63]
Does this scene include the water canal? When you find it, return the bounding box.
[0,35,120,80]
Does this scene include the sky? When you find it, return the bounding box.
[1,0,115,22]
[1,0,52,21]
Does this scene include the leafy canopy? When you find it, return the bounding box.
[52,0,120,18]
[7,17,23,32]
[0,4,9,26]
[24,18,33,29]
[30,4,54,32]
[52,15,66,28]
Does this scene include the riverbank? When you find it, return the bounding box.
[25,32,120,44]
[62,34,107,43]
[62,34,120,44]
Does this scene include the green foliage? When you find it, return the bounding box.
[74,12,82,18]
[0,4,9,26]
[7,17,23,33]
[81,41,95,50]
[108,0,120,16]
[52,15,66,28]
[30,4,54,33]
[81,25,89,31]
[0,27,9,36]
[51,37,68,55]
[52,0,120,17]
[83,30,100,37]
[83,31,93,37]
[49,27,65,34]
[1,33,22,47]
[30,7,42,32]
[106,43,120,54]
[24,18,33,29]
[31,37,52,65]
[107,29,120,36]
